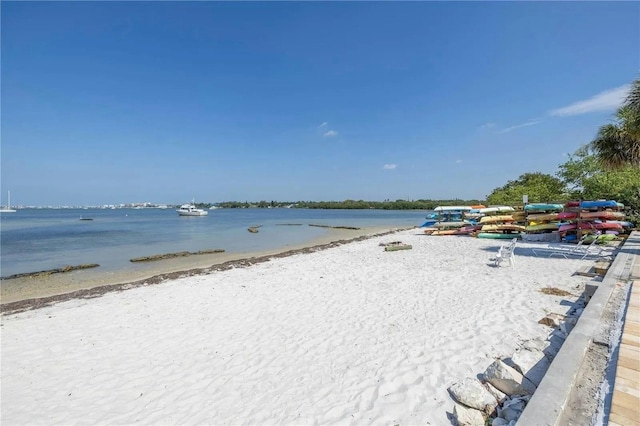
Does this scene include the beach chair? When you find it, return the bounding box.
[531,233,606,260]
[493,238,517,267]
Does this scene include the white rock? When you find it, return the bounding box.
[449,378,498,411]
[511,348,551,386]
[522,338,547,352]
[483,359,537,395]
[484,382,507,403]
[453,403,485,426]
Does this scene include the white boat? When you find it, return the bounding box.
[0,190,16,213]
[177,202,208,216]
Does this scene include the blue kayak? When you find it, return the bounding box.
[580,200,618,209]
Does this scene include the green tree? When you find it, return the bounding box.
[486,172,567,205]
[557,145,601,199]
[591,78,640,169]
[558,146,640,221]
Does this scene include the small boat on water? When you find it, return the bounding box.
[0,190,17,213]
[177,202,208,216]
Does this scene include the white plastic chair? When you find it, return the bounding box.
[532,233,606,260]
[493,238,517,267]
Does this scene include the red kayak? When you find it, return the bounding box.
[579,222,623,230]
[558,212,578,219]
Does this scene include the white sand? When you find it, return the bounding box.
[1,230,599,425]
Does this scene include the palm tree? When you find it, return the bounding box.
[591,79,640,169]
[626,78,640,117]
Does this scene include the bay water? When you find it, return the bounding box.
[1,208,427,278]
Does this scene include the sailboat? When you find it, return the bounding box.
[0,191,17,213]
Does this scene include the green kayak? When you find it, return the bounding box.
[477,232,523,239]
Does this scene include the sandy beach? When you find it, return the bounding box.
[1,228,602,425]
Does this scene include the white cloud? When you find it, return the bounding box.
[548,84,630,117]
[323,130,338,137]
[498,120,541,134]
[479,122,496,129]
[318,122,328,128]
[455,159,463,164]
[383,164,397,170]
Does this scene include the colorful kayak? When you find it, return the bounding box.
[423,221,473,233]
[558,212,578,219]
[434,206,473,212]
[526,213,560,221]
[566,200,623,209]
[592,222,623,230]
[526,224,560,231]
[580,200,618,209]
[479,215,515,224]
[558,223,577,232]
[477,232,522,239]
[608,220,634,227]
[583,233,618,244]
[571,222,624,230]
[527,220,561,226]
[524,203,564,212]
[580,211,626,220]
[434,221,469,228]
[477,206,515,214]
[481,224,526,232]
[431,227,475,236]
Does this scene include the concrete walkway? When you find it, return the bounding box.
[518,231,640,425]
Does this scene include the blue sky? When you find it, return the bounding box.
[2,1,638,206]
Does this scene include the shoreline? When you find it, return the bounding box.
[0,225,411,312]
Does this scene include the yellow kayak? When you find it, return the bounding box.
[481,224,526,232]
[479,215,514,224]
[525,224,559,231]
[526,213,560,221]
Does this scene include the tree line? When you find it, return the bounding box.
[212,199,484,210]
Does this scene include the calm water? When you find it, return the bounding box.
[0,208,427,277]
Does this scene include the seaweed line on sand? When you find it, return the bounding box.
[130,249,225,263]
[308,224,361,230]
[1,264,100,280]
[0,227,413,316]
